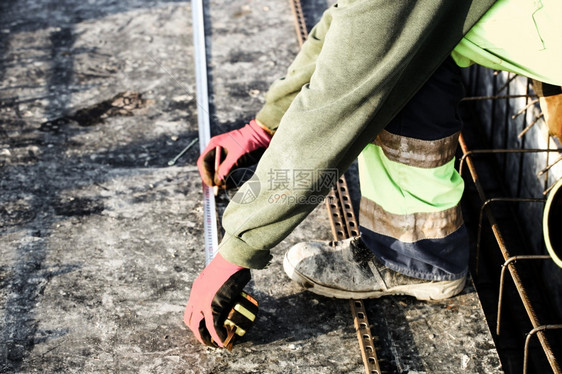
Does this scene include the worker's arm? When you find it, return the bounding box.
[196,15,331,188]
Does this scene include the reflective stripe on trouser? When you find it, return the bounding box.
[358,135,468,281]
[358,58,468,281]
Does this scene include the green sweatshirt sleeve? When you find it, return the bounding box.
[255,12,331,132]
[219,0,495,269]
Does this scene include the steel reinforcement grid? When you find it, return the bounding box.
[460,65,562,374]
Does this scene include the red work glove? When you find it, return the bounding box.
[184,253,251,348]
[197,120,272,188]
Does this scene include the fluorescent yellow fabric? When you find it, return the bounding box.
[452,0,562,86]
[358,144,465,215]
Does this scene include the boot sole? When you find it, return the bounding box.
[283,253,466,301]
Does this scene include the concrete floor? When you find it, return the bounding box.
[1,0,502,372]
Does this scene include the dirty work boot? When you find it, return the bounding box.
[283,237,466,300]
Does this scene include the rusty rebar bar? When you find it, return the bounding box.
[524,325,562,374]
[460,94,537,102]
[496,255,552,336]
[459,133,562,373]
[459,148,561,179]
[475,198,545,277]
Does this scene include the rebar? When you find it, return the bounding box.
[288,1,381,372]
[496,255,552,336]
[474,198,545,277]
[459,148,561,180]
[524,325,562,374]
[459,134,562,373]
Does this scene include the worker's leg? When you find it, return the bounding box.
[358,57,468,282]
[283,58,468,300]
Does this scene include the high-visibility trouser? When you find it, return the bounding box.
[358,57,468,282]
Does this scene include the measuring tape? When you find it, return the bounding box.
[191,0,258,350]
[191,0,219,265]
[222,292,259,351]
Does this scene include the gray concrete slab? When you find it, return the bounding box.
[1,0,502,373]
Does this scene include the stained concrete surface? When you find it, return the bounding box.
[1,0,501,373]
